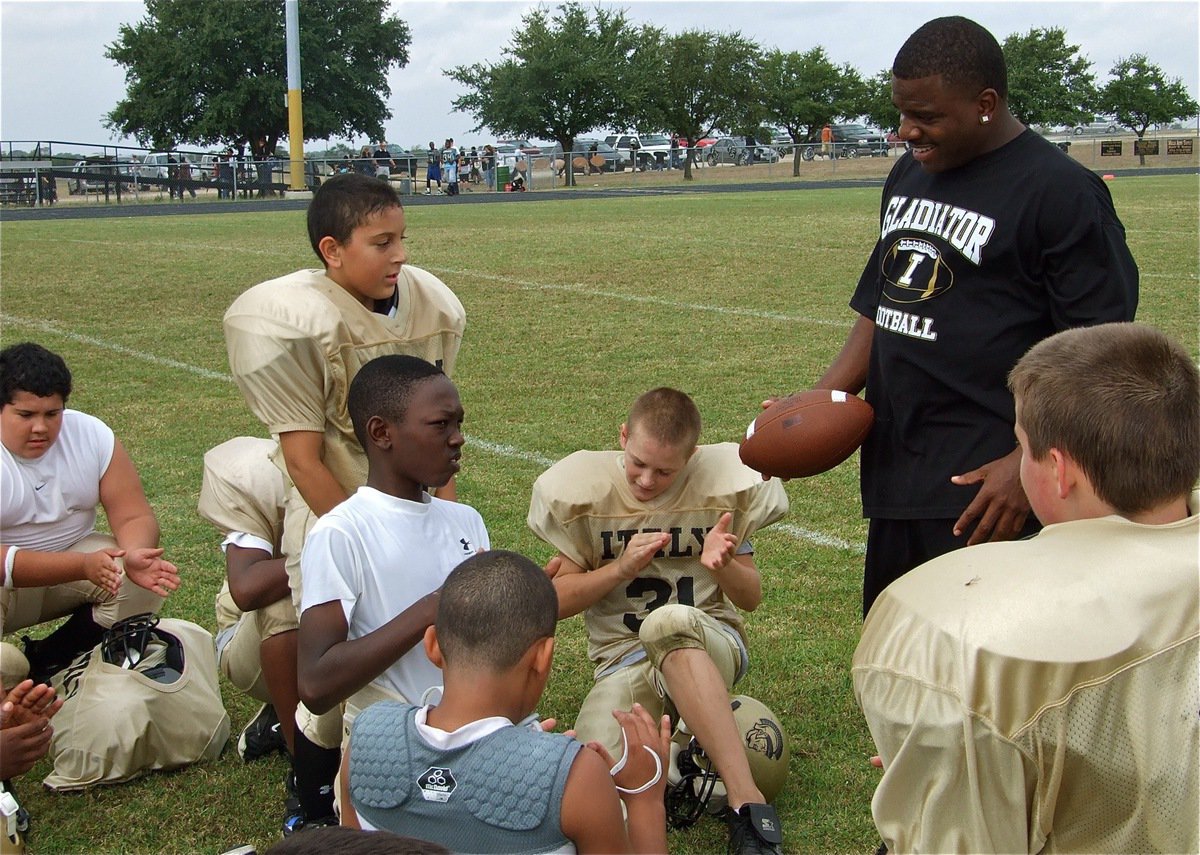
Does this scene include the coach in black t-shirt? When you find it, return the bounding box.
[809,16,1138,617]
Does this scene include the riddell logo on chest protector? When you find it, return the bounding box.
[418,766,457,802]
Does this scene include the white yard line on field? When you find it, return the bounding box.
[428,266,851,327]
[8,236,854,326]
[1,312,865,553]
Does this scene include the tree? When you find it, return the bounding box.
[859,69,898,136]
[758,47,866,177]
[638,30,762,181]
[1002,27,1096,129]
[105,0,410,159]
[1098,54,1200,165]
[446,3,654,187]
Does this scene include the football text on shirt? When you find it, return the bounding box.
[880,195,995,265]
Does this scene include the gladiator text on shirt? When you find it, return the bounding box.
[880,195,995,265]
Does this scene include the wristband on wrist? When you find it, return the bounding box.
[609,725,664,795]
[3,546,18,589]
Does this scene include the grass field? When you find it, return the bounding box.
[1,174,1197,854]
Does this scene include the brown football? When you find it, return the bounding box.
[740,390,874,478]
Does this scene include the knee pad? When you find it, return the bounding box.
[640,604,707,669]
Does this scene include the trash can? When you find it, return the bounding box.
[398,176,412,195]
[496,165,510,191]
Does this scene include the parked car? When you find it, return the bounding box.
[67,156,139,194]
[604,133,674,170]
[705,137,780,166]
[139,152,174,180]
[801,123,888,160]
[552,139,623,173]
[1073,119,1119,135]
[497,139,542,157]
[199,154,224,181]
[385,144,420,176]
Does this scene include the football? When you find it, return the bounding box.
[739,390,874,479]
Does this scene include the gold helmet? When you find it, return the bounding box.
[665,694,789,828]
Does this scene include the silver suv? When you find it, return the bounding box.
[604,133,674,171]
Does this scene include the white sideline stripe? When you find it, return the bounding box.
[776,523,864,554]
[428,266,849,327]
[4,238,851,327]
[1,314,235,382]
[466,437,558,469]
[3,312,867,554]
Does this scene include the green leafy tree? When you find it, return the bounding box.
[446,2,654,187]
[105,0,410,159]
[758,47,866,176]
[1099,54,1199,165]
[1002,27,1096,129]
[633,30,762,180]
[859,69,899,135]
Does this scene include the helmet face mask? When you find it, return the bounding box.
[664,694,789,829]
[101,613,161,669]
[100,613,185,684]
[666,732,723,828]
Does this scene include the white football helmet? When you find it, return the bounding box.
[665,694,789,828]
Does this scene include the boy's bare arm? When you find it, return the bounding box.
[225,545,288,613]
[552,532,672,619]
[99,439,181,596]
[278,430,349,517]
[296,593,439,714]
[560,747,647,853]
[1,543,120,594]
[562,704,670,854]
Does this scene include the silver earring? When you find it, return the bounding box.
[980,115,991,124]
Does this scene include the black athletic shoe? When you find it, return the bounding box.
[280,767,303,835]
[237,704,286,762]
[281,813,337,838]
[726,804,784,855]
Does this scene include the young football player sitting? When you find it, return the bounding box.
[198,437,299,824]
[1,342,179,687]
[854,322,1199,854]
[527,387,790,854]
[341,548,671,854]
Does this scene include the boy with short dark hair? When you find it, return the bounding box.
[854,322,1199,853]
[528,387,790,854]
[1,342,179,687]
[224,173,466,830]
[341,549,671,854]
[296,355,488,801]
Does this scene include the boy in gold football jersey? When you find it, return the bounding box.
[528,388,790,854]
[223,172,466,830]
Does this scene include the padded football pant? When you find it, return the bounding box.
[573,604,744,760]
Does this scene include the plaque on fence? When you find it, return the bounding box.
[1100,141,1123,157]
[1134,139,1160,156]
[1167,138,1194,155]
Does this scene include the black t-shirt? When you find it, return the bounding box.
[850,130,1138,519]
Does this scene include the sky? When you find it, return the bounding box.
[2,0,1197,155]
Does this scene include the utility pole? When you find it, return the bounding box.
[285,0,306,192]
